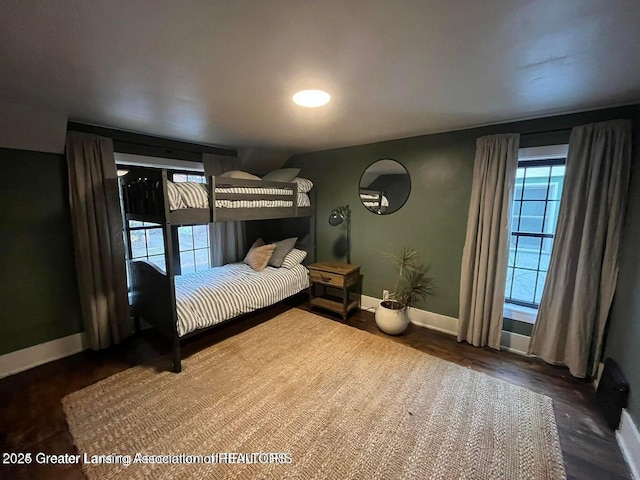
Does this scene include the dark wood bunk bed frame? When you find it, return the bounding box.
[121,167,316,373]
[359,188,387,214]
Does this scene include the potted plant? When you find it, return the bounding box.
[375,247,433,335]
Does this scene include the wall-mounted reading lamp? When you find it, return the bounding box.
[328,205,351,264]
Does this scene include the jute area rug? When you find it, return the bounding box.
[63,308,566,480]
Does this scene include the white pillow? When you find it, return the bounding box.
[293,177,314,193]
[280,248,307,269]
[219,170,261,180]
[262,168,300,183]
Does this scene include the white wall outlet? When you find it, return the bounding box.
[383,290,389,301]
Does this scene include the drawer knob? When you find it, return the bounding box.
[320,275,331,282]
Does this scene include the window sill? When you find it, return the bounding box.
[503,303,538,325]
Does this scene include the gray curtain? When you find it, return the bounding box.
[458,134,520,349]
[202,153,246,266]
[66,131,130,350]
[529,119,632,378]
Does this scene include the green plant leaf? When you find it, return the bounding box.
[383,247,433,309]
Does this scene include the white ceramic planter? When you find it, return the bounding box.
[375,301,409,335]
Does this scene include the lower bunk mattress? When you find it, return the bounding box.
[174,262,309,337]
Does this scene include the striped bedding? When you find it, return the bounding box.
[169,181,310,211]
[215,194,310,209]
[360,192,389,208]
[174,263,309,337]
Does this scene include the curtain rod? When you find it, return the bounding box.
[521,128,572,137]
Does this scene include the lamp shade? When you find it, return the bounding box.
[328,210,344,226]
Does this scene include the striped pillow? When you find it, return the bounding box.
[293,177,314,193]
[281,248,307,269]
[173,182,209,208]
[166,181,186,210]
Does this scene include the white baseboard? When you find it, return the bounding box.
[0,333,89,379]
[499,330,531,356]
[407,306,458,336]
[617,409,640,480]
[360,295,458,336]
[361,295,529,355]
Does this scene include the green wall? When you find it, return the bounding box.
[287,105,639,325]
[0,148,82,355]
[605,108,640,426]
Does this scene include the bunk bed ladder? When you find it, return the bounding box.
[160,170,182,373]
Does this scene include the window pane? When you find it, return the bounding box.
[146,228,164,256]
[178,226,194,250]
[514,185,523,200]
[173,173,187,183]
[519,201,546,232]
[517,235,539,250]
[193,225,209,249]
[129,220,143,228]
[505,267,514,298]
[540,238,554,271]
[534,271,547,304]
[515,237,541,269]
[194,249,210,271]
[519,217,543,234]
[180,251,195,275]
[522,185,548,201]
[511,268,537,304]
[147,255,166,272]
[523,167,551,200]
[130,230,147,258]
[521,200,545,216]
[511,201,521,230]
[187,174,205,183]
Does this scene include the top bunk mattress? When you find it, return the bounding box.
[174,262,309,337]
[168,181,310,211]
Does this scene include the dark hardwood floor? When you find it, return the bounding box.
[0,297,632,480]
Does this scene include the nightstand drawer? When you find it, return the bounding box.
[309,270,344,287]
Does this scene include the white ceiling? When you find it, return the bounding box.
[1,0,639,155]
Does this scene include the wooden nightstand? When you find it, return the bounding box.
[308,261,361,320]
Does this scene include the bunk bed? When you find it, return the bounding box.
[359,188,388,214]
[121,167,316,373]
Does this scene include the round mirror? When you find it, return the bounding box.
[359,159,411,214]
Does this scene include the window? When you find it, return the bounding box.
[117,167,211,280]
[172,173,207,184]
[172,172,211,274]
[505,154,566,314]
[128,221,166,271]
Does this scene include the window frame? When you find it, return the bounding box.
[505,156,565,310]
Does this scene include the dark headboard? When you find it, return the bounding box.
[244,215,316,265]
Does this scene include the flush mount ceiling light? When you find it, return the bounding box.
[292,89,331,107]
